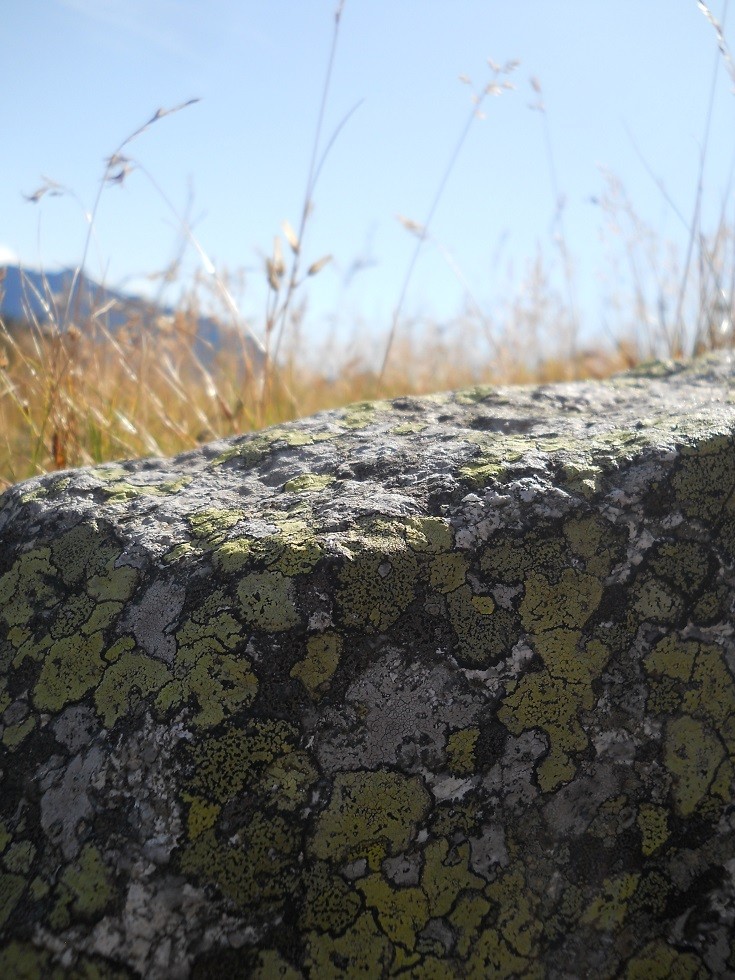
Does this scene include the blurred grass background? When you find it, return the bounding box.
[1,1,734,489]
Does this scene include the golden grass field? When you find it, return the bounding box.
[0,282,645,491]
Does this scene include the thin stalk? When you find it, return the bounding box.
[63,99,200,332]
[378,65,517,386]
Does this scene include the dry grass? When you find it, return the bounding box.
[1,0,733,490]
[0,268,639,491]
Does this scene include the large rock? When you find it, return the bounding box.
[2,353,735,978]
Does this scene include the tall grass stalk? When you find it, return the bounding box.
[528,76,580,376]
[378,60,519,386]
[261,0,359,420]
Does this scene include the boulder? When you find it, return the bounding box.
[1,353,735,978]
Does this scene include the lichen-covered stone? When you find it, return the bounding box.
[2,352,735,977]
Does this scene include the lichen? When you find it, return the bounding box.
[310,770,431,867]
[290,633,342,699]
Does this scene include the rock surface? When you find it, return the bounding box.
[2,353,735,977]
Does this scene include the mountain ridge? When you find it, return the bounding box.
[0,263,263,367]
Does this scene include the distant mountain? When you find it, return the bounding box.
[0,264,264,368]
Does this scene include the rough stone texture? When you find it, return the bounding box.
[2,352,735,977]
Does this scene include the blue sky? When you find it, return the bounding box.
[4,1,735,350]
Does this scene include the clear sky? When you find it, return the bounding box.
[4,1,735,352]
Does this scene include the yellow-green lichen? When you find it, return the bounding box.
[454,386,496,405]
[421,837,484,918]
[182,793,221,839]
[460,426,657,492]
[3,840,35,875]
[188,508,245,544]
[141,592,259,727]
[299,861,362,934]
[183,720,302,804]
[520,568,602,634]
[358,872,429,949]
[1,525,141,715]
[33,632,107,713]
[174,589,243,656]
[337,401,381,429]
[446,584,519,666]
[481,524,611,590]
[237,571,300,632]
[304,910,394,977]
[211,426,332,466]
[290,633,342,699]
[266,519,324,576]
[673,433,735,522]
[214,518,323,578]
[405,516,454,553]
[87,564,138,604]
[212,536,252,573]
[0,548,56,628]
[310,770,431,866]
[95,649,171,728]
[283,473,335,494]
[646,540,713,599]
[178,812,298,912]
[581,872,640,931]
[563,513,626,578]
[446,727,480,775]
[663,715,724,817]
[0,941,131,979]
[624,940,709,979]
[456,864,541,977]
[178,720,312,913]
[249,950,303,979]
[464,926,532,979]
[558,461,600,498]
[499,635,610,792]
[587,794,633,844]
[102,475,192,503]
[157,649,257,729]
[645,636,735,733]
[0,682,10,718]
[645,635,735,813]
[485,561,608,790]
[2,715,36,749]
[628,870,672,919]
[0,874,26,929]
[632,574,684,623]
[336,533,419,633]
[459,445,525,488]
[19,475,72,502]
[261,751,318,812]
[49,844,115,930]
[428,551,468,593]
[450,890,493,959]
[50,525,128,589]
[485,865,542,960]
[637,803,670,856]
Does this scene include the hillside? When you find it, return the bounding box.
[0,264,263,368]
